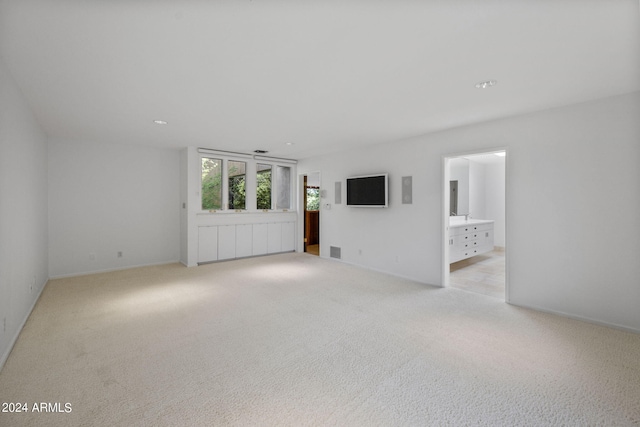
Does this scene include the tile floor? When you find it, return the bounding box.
[449,248,505,299]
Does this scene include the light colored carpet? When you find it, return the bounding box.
[1,253,639,426]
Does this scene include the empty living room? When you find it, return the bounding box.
[1,1,639,426]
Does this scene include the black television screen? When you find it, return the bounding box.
[346,174,388,207]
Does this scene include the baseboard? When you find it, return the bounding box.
[321,255,638,335]
[48,260,182,280]
[508,301,640,335]
[0,277,48,372]
[322,255,437,287]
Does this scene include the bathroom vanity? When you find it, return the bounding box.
[449,219,494,263]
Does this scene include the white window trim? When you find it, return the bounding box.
[199,151,296,214]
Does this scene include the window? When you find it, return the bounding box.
[228,160,246,210]
[306,187,319,210]
[199,150,295,212]
[256,164,272,209]
[276,165,291,209]
[201,157,222,210]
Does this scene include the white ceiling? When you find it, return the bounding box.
[1,0,639,159]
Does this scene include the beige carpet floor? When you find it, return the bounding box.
[1,253,639,426]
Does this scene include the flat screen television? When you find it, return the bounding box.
[346,174,388,207]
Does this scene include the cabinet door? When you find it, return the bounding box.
[252,223,268,256]
[476,229,494,252]
[267,223,282,253]
[281,222,295,252]
[198,226,218,263]
[236,224,253,258]
[218,225,236,260]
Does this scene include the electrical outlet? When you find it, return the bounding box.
[117,251,123,258]
[89,252,96,261]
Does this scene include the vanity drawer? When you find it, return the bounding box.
[448,221,495,263]
[461,233,480,241]
[449,223,492,235]
[461,223,492,233]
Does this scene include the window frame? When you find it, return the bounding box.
[227,159,247,211]
[256,163,273,210]
[200,156,223,211]
[199,152,295,214]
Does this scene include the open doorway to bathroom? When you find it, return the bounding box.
[444,151,506,300]
[303,172,320,256]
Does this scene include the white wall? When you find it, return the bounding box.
[0,58,49,367]
[298,92,640,332]
[468,160,486,219]
[48,140,181,277]
[484,161,506,247]
[449,158,469,215]
[180,149,189,265]
[465,158,506,247]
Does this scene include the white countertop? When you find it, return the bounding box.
[449,218,494,227]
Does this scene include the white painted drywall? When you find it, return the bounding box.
[449,158,469,215]
[48,140,181,277]
[484,161,506,247]
[180,148,188,265]
[298,92,640,332]
[468,160,486,219]
[0,59,49,367]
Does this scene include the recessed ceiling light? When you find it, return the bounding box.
[285,142,295,146]
[153,120,168,125]
[475,80,497,89]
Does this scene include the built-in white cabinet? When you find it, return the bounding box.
[198,226,218,263]
[268,223,282,253]
[449,221,494,263]
[236,224,253,258]
[198,221,295,264]
[252,223,268,256]
[218,225,236,260]
[281,222,295,252]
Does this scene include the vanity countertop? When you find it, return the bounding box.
[449,218,494,227]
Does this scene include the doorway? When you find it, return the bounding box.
[303,172,320,256]
[443,150,507,300]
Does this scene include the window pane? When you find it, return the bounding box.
[276,166,291,209]
[306,188,319,210]
[256,163,272,210]
[201,157,222,210]
[228,160,246,210]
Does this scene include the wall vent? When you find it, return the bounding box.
[330,246,341,259]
